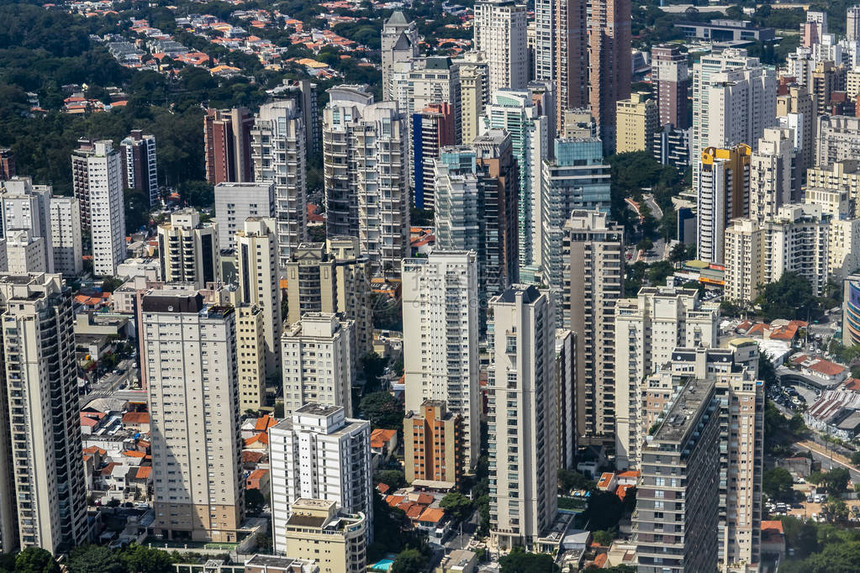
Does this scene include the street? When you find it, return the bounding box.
[82,358,140,405]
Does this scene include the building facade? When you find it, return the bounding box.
[214,182,275,251]
[157,209,220,289]
[120,130,158,207]
[204,107,254,185]
[404,400,463,487]
[473,0,528,95]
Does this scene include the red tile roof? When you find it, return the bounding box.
[418,507,445,524]
[244,432,269,447]
[123,450,146,458]
[371,428,397,449]
[808,360,846,376]
[254,414,277,432]
[135,466,152,479]
[242,451,266,464]
[122,412,150,425]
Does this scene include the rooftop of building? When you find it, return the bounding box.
[495,284,542,304]
[650,376,715,444]
[295,403,342,417]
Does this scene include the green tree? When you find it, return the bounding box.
[390,548,428,573]
[119,544,175,573]
[359,391,403,429]
[850,451,860,467]
[823,497,850,523]
[558,469,594,493]
[822,468,851,495]
[669,242,687,263]
[592,528,617,546]
[756,272,816,321]
[68,545,124,573]
[440,492,473,523]
[647,260,675,286]
[499,547,560,573]
[763,467,795,502]
[374,469,406,490]
[14,548,59,573]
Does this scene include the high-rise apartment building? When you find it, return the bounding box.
[234,303,266,411]
[776,84,814,174]
[214,182,275,251]
[204,107,254,185]
[285,238,373,354]
[725,204,830,302]
[487,286,557,548]
[380,12,419,102]
[588,0,632,152]
[0,149,14,181]
[455,52,490,144]
[848,5,860,41]
[697,144,751,264]
[539,138,611,300]
[534,0,587,127]
[652,45,690,129]
[271,79,321,156]
[236,218,281,376]
[473,0,528,95]
[142,289,243,542]
[0,273,88,553]
[251,101,307,266]
[615,93,658,153]
[555,330,577,470]
[562,210,624,440]
[322,85,375,238]
[483,90,549,273]
[413,103,456,210]
[0,177,53,273]
[633,375,720,573]
[281,313,354,417]
[404,400,463,487]
[691,50,770,188]
[120,130,158,207]
[807,160,860,218]
[4,230,47,275]
[322,88,409,276]
[48,197,83,276]
[157,209,220,289]
[749,127,801,223]
[269,404,372,547]
[402,252,480,472]
[409,58,463,142]
[279,499,367,573]
[434,134,520,298]
[816,115,860,166]
[71,139,126,276]
[613,284,719,469]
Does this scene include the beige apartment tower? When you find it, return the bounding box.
[157,209,221,289]
[236,217,282,377]
[562,210,624,441]
[281,313,354,416]
[234,303,266,411]
[615,93,658,153]
[142,289,243,542]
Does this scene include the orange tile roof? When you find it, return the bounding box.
[416,493,434,506]
[101,462,118,476]
[244,432,269,447]
[370,428,397,449]
[135,466,152,479]
[242,451,266,463]
[80,416,100,427]
[418,507,445,523]
[844,378,860,391]
[123,450,146,458]
[597,472,615,489]
[403,502,425,520]
[377,483,391,494]
[617,470,640,479]
[255,415,277,432]
[593,553,608,567]
[83,446,107,455]
[122,412,150,424]
[385,495,405,507]
[616,484,634,500]
[809,360,846,376]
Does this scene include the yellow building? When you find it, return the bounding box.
[283,499,367,573]
[615,93,658,153]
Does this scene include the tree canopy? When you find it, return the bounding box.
[359,391,404,429]
[755,272,815,321]
[499,547,560,573]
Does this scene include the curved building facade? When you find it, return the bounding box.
[843,275,860,346]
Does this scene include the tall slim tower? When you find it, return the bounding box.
[473,0,529,95]
[71,140,126,276]
[589,0,632,152]
[142,288,244,542]
[749,127,800,222]
[204,108,254,185]
[562,210,624,441]
[120,130,158,207]
[236,218,281,377]
[487,285,558,548]
[268,403,373,552]
[534,0,587,125]
[697,144,752,264]
[483,90,549,274]
[402,252,480,472]
[0,273,88,553]
[0,177,53,273]
[49,197,83,277]
[156,209,220,289]
[380,12,419,102]
[251,101,307,266]
[651,45,690,129]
